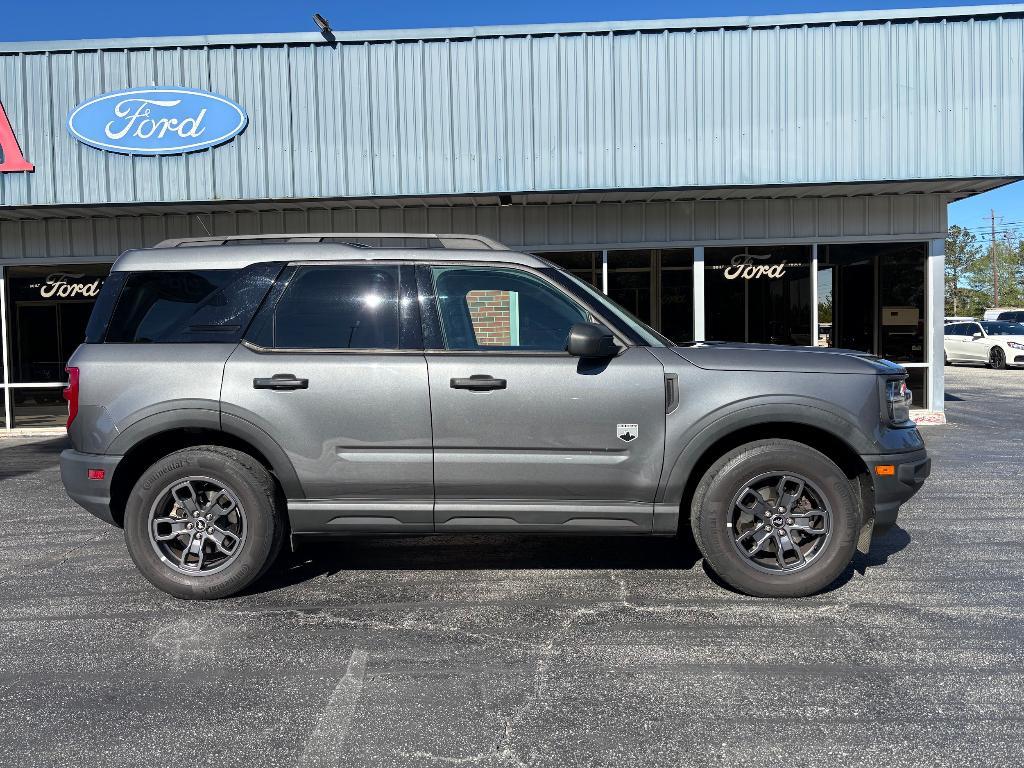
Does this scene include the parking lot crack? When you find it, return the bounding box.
[297,647,368,768]
[40,533,105,572]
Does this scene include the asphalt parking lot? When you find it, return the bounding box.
[1,364,1022,768]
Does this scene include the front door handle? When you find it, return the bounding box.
[450,375,507,391]
[253,373,309,391]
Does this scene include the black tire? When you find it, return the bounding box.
[690,439,861,598]
[989,346,1007,370]
[123,446,284,600]
[944,351,950,366]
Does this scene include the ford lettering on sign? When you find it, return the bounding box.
[67,87,248,155]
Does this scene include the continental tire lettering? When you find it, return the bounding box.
[141,457,193,491]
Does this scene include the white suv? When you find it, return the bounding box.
[944,320,1024,369]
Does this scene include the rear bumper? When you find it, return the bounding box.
[861,448,931,531]
[59,449,123,526]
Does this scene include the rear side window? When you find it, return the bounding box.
[84,272,127,343]
[103,263,281,343]
[248,264,401,350]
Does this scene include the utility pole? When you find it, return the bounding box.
[991,209,1000,307]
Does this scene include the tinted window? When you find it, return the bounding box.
[255,264,401,350]
[945,323,965,335]
[980,321,1024,336]
[104,264,280,343]
[84,272,126,343]
[431,266,588,351]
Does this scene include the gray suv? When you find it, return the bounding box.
[60,233,930,600]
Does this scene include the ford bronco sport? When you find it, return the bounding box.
[60,233,930,599]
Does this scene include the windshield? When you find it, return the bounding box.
[980,321,1024,336]
[543,267,670,347]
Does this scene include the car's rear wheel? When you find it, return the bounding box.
[989,346,1007,370]
[124,446,284,599]
[691,439,861,598]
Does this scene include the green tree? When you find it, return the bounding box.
[945,225,983,316]
[966,232,1024,310]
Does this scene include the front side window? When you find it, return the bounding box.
[251,264,401,350]
[431,266,588,351]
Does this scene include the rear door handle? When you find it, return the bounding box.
[450,375,507,391]
[253,373,309,391]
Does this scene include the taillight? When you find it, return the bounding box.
[64,367,80,429]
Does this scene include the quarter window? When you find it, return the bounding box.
[431,266,588,351]
[253,264,401,350]
[104,264,280,344]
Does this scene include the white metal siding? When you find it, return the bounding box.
[0,193,948,263]
[0,14,1021,208]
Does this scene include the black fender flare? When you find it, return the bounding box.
[657,397,873,510]
[106,407,304,498]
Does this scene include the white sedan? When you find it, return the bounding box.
[944,320,1024,369]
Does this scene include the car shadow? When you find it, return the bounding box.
[251,528,705,595]
[0,436,69,482]
[699,525,912,597]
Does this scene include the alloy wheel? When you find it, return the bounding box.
[148,476,247,576]
[990,347,1006,369]
[730,472,833,573]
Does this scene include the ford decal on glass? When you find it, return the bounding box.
[67,87,247,155]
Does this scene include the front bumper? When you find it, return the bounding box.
[59,449,123,526]
[861,448,931,531]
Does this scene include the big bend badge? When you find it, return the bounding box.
[616,424,639,443]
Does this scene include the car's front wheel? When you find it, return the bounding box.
[691,439,861,598]
[123,446,285,599]
[990,346,1007,370]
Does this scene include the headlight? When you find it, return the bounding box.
[1007,341,1024,351]
[885,378,912,424]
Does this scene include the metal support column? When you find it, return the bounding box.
[601,250,609,294]
[0,266,10,430]
[810,243,819,347]
[927,238,945,413]
[693,246,705,340]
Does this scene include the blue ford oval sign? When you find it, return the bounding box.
[67,87,248,155]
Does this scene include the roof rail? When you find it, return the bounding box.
[153,232,509,250]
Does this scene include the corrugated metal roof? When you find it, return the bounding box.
[1,7,1022,209]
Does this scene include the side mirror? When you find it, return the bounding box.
[566,322,618,358]
[972,331,984,340]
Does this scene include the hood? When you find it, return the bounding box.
[669,341,905,375]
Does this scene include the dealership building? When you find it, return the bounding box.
[1,5,1023,429]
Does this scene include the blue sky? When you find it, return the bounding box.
[0,1,993,39]
[2,0,1020,233]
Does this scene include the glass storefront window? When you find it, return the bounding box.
[5,264,110,383]
[10,387,67,428]
[3,263,112,428]
[819,243,928,362]
[705,246,812,345]
[539,251,601,288]
[539,249,693,343]
[607,250,654,326]
[659,249,694,344]
[819,242,928,406]
[816,248,875,353]
[878,244,927,365]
